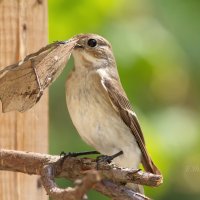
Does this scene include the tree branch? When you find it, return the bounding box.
[0,149,163,200]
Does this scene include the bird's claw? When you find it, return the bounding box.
[96,155,113,170]
[60,151,78,158]
[96,155,113,163]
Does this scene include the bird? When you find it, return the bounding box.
[66,33,160,193]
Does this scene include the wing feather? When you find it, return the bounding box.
[101,77,160,175]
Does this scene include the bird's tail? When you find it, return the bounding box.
[142,156,161,175]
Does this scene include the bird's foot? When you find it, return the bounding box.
[96,155,113,164]
[96,151,123,169]
[59,150,100,167]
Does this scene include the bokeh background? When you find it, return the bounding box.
[48,0,200,199]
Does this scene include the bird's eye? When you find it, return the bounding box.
[87,39,97,47]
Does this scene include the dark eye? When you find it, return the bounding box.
[87,39,97,47]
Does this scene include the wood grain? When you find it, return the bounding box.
[0,0,48,199]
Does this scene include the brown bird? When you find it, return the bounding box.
[66,34,161,193]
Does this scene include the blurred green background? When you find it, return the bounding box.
[48,0,200,199]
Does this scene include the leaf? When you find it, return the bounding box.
[0,38,78,112]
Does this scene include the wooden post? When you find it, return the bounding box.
[0,0,48,199]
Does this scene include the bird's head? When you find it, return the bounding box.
[72,34,116,69]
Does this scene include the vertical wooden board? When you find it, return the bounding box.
[0,0,48,199]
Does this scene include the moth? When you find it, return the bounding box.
[0,37,78,112]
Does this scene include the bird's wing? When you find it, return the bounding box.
[100,76,161,175]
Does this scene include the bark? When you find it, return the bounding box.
[0,149,163,200]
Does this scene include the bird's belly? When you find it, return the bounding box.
[66,78,141,168]
[68,91,120,151]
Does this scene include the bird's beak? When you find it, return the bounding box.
[74,43,84,49]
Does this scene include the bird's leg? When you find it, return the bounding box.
[60,150,100,158]
[59,151,100,167]
[96,150,123,169]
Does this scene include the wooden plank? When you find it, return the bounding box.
[0,0,48,199]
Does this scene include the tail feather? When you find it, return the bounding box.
[142,157,161,175]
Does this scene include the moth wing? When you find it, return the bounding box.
[0,38,77,112]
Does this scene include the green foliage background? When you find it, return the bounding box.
[48,0,200,199]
